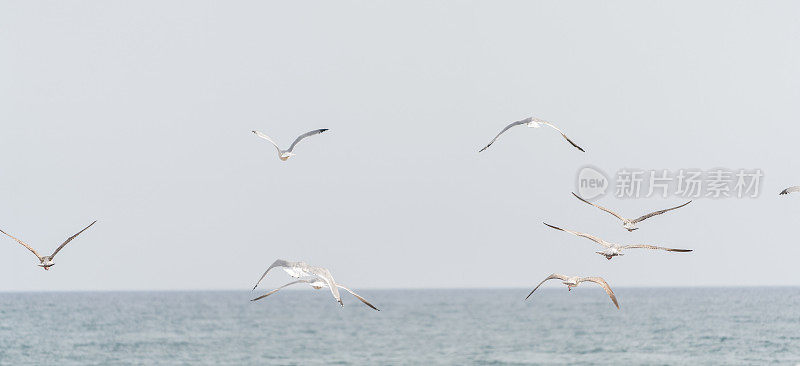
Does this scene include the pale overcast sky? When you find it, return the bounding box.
[1,1,799,291]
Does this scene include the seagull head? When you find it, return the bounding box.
[623,222,638,231]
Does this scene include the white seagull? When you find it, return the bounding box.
[779,186,800,195]
[572,192,692,232]
[252,129,329,161]
[543,222,693,260]
[0,221,97,270]
[479,117,584,153]
[525,273,619,309]
[251,259,378,310]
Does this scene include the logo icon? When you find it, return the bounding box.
[576,166,609,200]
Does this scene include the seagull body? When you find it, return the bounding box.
[779,186,800,195]
[479,117,584,153]
[0,221,97,270]
[252,129,328,161]
[543,222,693,260]
[525,273,619,309]
[572,193,691,232]
[251,259,378,310]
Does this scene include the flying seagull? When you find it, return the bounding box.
[779,186,800,195]
[543,222,693,260]
[525,273,619,309]
[478,117,584,153]
[572,192,692,232]
[252,129,328,161]
[0,221,97,270]
[251,259,377,309]
[251,278,380,311]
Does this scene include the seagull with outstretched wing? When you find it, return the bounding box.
[252,129,328,161]
[479,117,584,153]
[251,259,341,306]
[779,186,800,195]
[543,222,693,260]
[525,273,619,309]
[252,259,378,310]
[0,221,97,270]
[572,192,692,232]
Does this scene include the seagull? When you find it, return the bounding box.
[572,192,692,232]
[252,129,329,161]
[252,259,376,309]
[779,186,800,195]
[543,222,693,260]
[478,117,584,153]
[0,221,97,270]
[525,273,619,309]
[250,278,380,311]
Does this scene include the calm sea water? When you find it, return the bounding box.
[0,288,798,365]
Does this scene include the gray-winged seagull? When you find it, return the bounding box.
[0,221,97,270]
[252,129,328,161]
[572,193,692,232]
[543,223,693,260]
[525,273,619,309]
[479,117,584,153]
[251,259,378,310]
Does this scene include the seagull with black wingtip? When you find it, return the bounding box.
[251,259,379,311]
[479,116,584,153]
[525,273,619,309]
[252,128,329,161]
[0,221,97,270]
[543,222,693,260]
[571,192,692,232]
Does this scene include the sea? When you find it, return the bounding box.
[0,288,798,365]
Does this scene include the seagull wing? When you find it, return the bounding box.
[631,201,692,224]
[571,192,626,222]
[0,228,41,259]
[543,223,611,248]
[779,186,800,195]
[308,266,343,306]
[252,130,283,154]
[336,284,380,311]
[525,273,570,300]
[578,277,619,309]
[478,118,531,152]
[621,244,693,253]
[286,129,329,153]
[50,220,97,259]
[538,121,585,152]
[250,279,314,302]
[252,259,295,291]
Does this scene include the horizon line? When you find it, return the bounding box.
[1,284,798,294]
